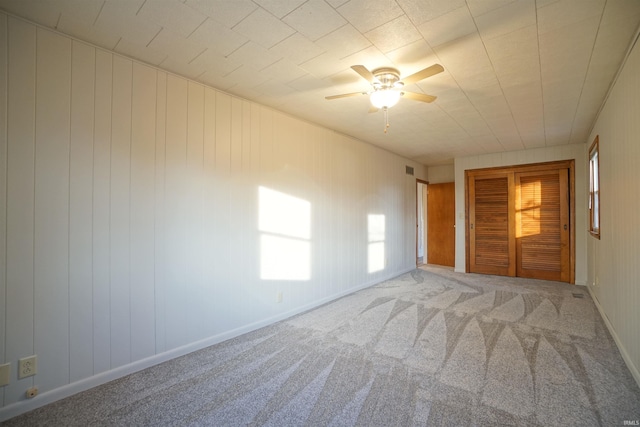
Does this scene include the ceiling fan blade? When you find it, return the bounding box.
[401,91,437,103]
[368,106,379,113]
[351,65,376,83]
[400,64,444,85]
[325,91,367,100]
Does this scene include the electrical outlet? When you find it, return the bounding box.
[18,356,37,379]
[276,291,283,303]
[0,363,10,386]
[26,386,38,398]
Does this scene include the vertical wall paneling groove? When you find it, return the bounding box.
[5,17,36,404]
[33,27,71,391]
[109,56,132,368]
[164,75,188,349]
[214,92,232,330]
[229,98,243,319]
[201,87,216,333]
[0,15,428,416]
[92,49,112,374]
[186,81,204,341]
[69,40,95,383]
[154,71,167,354]
[0,13,7,407]
[130,63,157,361]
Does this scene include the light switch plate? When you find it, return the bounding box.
[0,363,10,386]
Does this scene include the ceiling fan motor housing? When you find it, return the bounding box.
[372,67,403,89]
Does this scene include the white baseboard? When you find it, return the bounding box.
[588,286,640,388]
[0,266,416,422]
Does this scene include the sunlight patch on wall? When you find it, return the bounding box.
[518,179,541,238]
[368,214,386,273]
[259,186,311,280]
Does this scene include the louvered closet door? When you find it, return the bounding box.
[515,169,570,282]
[469,173,515,276]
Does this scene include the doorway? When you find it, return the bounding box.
[417,180,455,267]
[416,180,427,265]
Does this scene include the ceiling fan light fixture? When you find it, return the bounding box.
[370,89,401,109]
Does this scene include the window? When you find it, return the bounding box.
[589,136,600,239]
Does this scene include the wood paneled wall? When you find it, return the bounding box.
[587,32,640,385]
[0,14,425,415]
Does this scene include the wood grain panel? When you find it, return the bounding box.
[467,163,572,282]
[469,174,514,276]
[516,169,570,281]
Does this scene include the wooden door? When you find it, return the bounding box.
[427,182,455,267]
[515,169,570,281]
[468,173,515,276]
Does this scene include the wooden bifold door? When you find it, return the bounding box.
[466,161,574,283]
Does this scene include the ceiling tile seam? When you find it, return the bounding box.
[318,22,371,60]
[566,5,607,146]
[145,27,163,49]
[232,5,296,50]
[222,64,244,79]
[187,48,208,65]
[362,18,419,55]
[334,2,403,34]
[277,0,313,21]
[470,1,518,21]
[394,17,493,162]
[224,39,251,60]
[394,1,417,27]
[54,11,62,30]
[433,104,492,151]
[92,1,106,27]
[185,15,208,40]
[269,32,327,66]
[468,7,526,151]
[422,13,510,153]
[113,37,123,53]
[534,0,548,147]
[136,0,148,16]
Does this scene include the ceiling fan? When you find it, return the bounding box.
[325,63,444,132]
[326,64,444,109]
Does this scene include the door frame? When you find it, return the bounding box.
[464,160,576,284]
[416,178,428,266]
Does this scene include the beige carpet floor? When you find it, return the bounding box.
[5,266,640,426]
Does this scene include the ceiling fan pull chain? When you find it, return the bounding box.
[384,107,390,134]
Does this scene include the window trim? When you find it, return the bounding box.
[588,135,600,239]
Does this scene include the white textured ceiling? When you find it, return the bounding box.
[2,0,639,165]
